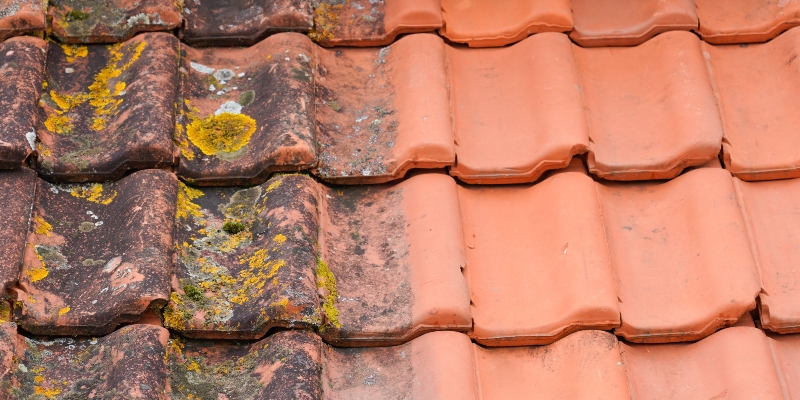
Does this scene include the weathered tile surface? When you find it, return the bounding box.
[48,0,183,43]
[0,169,37,296]
[0,0,46,41]
[695,0,800,44]
[570,0,698,46]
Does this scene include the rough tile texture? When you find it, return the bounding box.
[0,169,36,296]
[48,0,183,43]
[0,0,46,41]
[695,0,800,43]
[13,170,177,336]
[570,0,698,46]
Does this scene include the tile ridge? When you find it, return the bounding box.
[469,339,484,400]
[766,333,792,399]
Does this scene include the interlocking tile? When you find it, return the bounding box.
[704,27,800,181]
[769,332,800,398]
[0,169,36,295]
[313,34,453,184]
[33,33,178,182]
[569,0,698,46]
[176,33,316,186]
[0,36,46,169]
[0,0,46,41]
[13,170,177,336]
[439,0,572,47]
[447,33,588,184]
[695,0,800,44]
[574,31,723,180]
[165,174,322,339]
[181,0,312,46]
[597,168,760,342]
[0,323,169,399]
[459,163,620,345]
[309,0,441,47]
[47,0,182,43]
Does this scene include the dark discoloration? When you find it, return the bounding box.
[309,0,386,46]
[33,33,178,182]
[0,169,37,294]
[181,0,312,47]
[0,0,46,41]
[176,33,316,185]
[48,0,183,43]
[323,340,415,398]
[13,170,177,336]
[167,330,323,399]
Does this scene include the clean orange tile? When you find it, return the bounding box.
[447,33,588,184]
[574,31,723,180]
[570,0,698,46]
[597,168,760,342]
[695,0,800,44]
[768,333,800,399]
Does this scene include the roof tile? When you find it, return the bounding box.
[47,0,182,43]
[768,332,800,398]
[570,0,698,46]
[0,0,46,41]
[695,0,800,44]
[0,169,37,293]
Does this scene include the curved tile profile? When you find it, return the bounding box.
[704,28,800,181]
[459,164,620,346]
[165,174,322,339]
[47,0,182,43]
[317,173,471,346]
[313,34,453,184]
[181,0,312,46]
[13,170,177,336]
[176,33,316,186]
[695,0,800,44]
[621,327,784,398]
[569,0,698,47]
[0,169,36,294]
[597,168,761,343]
[447,33,588,184]
[33,33,178,182]
[0,36,45,169]
[309,0,441,47]
[440,0,572,47]
[769,333,800,398]
[0,0,46,41]
[575,31,723,180]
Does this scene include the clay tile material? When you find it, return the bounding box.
[165,174,322,339]
[0,0,46,41]
[695,0,800,44]
[167,330,323,399]
[768,333,800,398]
[33,33,178,182]
[574,31,723,180]
[597,168,760,342]
[704,28,800,181]
[47,0,182,43]
[0,36,46,169]
[181,0,312,47]
[447,33,588,184]
[621,327,784,399]
[309,0,441,47]
[313,34,453,184]
[317,173,471,346]
[13,170,177,336]
[458,167,620,346]
[569,0,698,47]
[439,0,572,47]
[176,33,316,186]
[0,169,36,295]
[0,323,170,399]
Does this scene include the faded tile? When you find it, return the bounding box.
[696,0,800,43]
[0,0,46,41]
[0,169,36,297]
[48,0,183,43]
[570,0,698,46]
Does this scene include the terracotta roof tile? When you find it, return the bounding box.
[695,0,800,44]
[768,332,800,398]
[47,0,182,43]
[0,169,37,294]
[13,169,177,336]
[0,0,46,41]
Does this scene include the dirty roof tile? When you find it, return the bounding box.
[176,33,316,186]
[569,0,698,46]
[13,169,177,336]
[459,164,620,345]
[0,169,37,294]
[704,27,800,181]
[440,0,572,47]
[447,33,588,184]
[47,0,182,43]
[313,34,453,184]
[575,31,723,180]
[0,0,46,41]
[597,168,760,342]
[695,0,800,44]
[33,33,178,182]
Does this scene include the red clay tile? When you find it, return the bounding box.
[48,0,182,43]
[704,28,800,181]
[0,0,46,41]
[33,33,178,182]
[768,333,800,398]
[0,36,46,169]
[176,33,316,186]
[570,0,698,46]
[165,174,322,339]
[313,34,453,184]
[574,31,723,180]
[597,168,761,342]
[13,170,177,336]
[0,169,36,296]
[309,0,441,47]
[458,165,619,345]
[317,173,471,345]
[695,0,800,44]
[181,0,312,47]
[447,33,587,184]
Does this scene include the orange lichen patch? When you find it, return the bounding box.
[68,183,117,205]
[43,91,88,135]
[34,386,61,398]
[33,216,53,237]
[176,182,204,221]
[87,40,147,131]
[27,264,49,282]
[58,306,70,316]
[186,112,257,156]
[308,1,342,42]
[60,44,88,62]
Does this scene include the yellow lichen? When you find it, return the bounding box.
[186,113,256,156]
[177,182,204,221]
[264,178,282,194]
[316,257,341,328]
[69,183,117,205]
[273,234,287,244]
[308,2,342,42]
[27,254,49,282]
[33,216,52,237]
[61,44,88,62]
[58,307,70,316]
[34,386,61,398]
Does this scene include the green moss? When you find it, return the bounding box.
[328,100,341,112]
[182,284,205,302]
[222,221,246,235]
[65,9,90,21]
[238,90,255,107]
[315,256,341,329]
